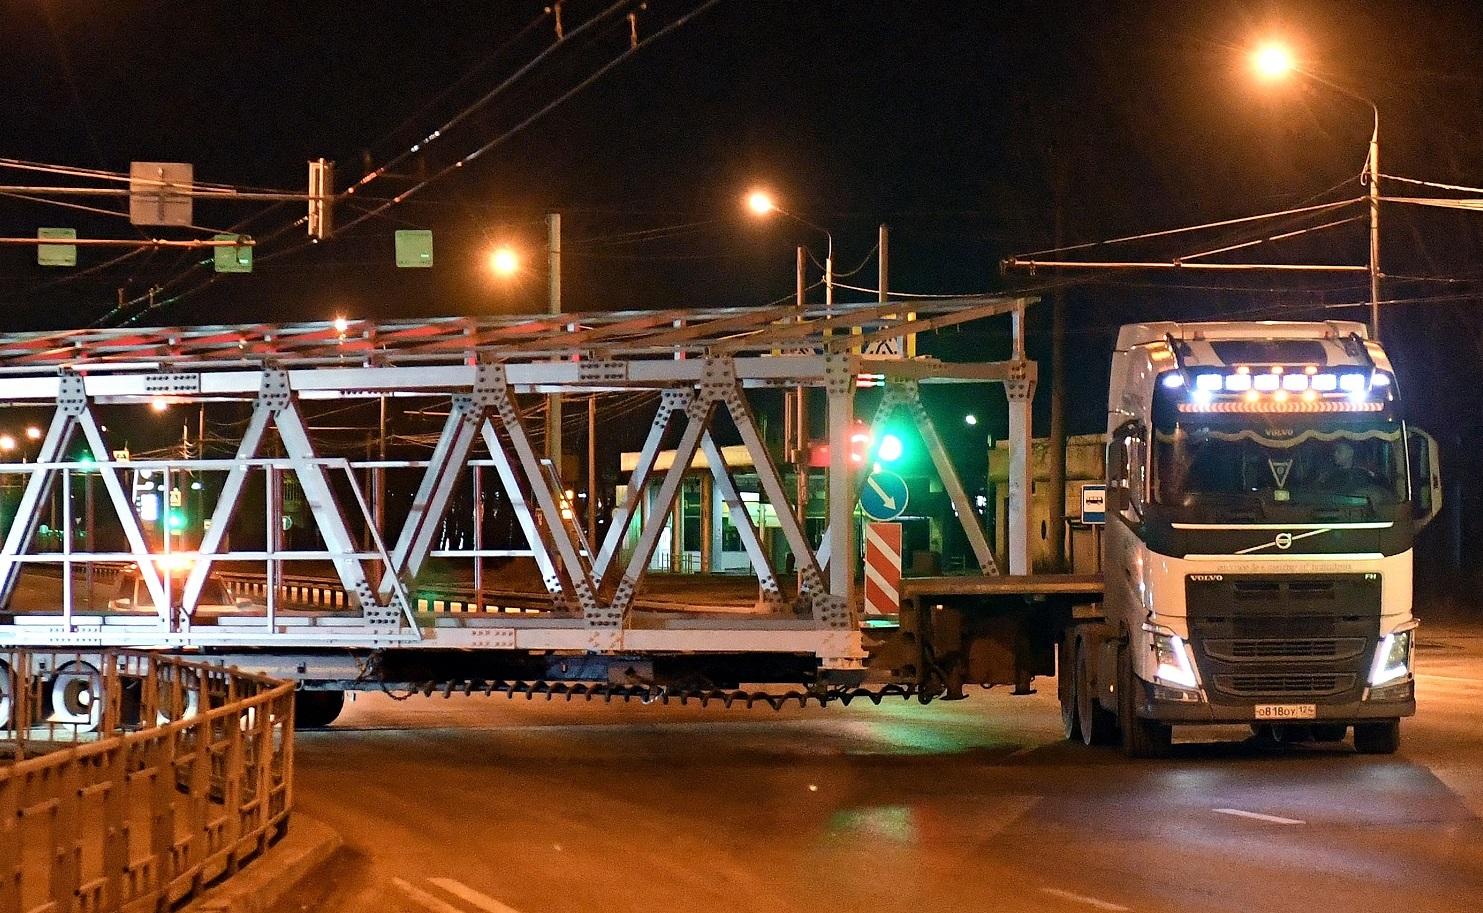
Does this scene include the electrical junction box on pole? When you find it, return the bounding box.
[36,228,76,267]
[1080,483,1106,525]
[860,470,908,521]
[129,162,194,227]
[395,229,434,267]
[213,234,253,273]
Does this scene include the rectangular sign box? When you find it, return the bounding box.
[1081,483,1106,525]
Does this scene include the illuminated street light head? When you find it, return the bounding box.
[745,189,777,216]
[1252,41,1296,80]
[0,434,14,452]
[24,426,41,441]
[489,245,520,278]
[151,397,169,413]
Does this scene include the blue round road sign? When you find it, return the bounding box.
[860,470,909,521]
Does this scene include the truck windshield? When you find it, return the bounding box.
[1152,416,1407,522]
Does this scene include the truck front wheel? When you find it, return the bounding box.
[1118,644,1172,758]
[1353,719,1401,755]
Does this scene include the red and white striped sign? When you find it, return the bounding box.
[863,521,902,617]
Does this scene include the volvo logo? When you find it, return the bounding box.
[1235,528,1329,555]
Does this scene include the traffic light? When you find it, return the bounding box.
[877,432,904,463]
[166,509,185,531]
[848,421,871,466]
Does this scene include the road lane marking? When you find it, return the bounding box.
[393,878,467,913]
[428,878,524,913]
[1039,887,1131,911]
[1213,807,1304,825]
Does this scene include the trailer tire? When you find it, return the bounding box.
[294,689,345,729]
[1076,635,1118,746]
[1118,644,1171,759]
[1353,719,1400,755]
[1058,637,1079,740]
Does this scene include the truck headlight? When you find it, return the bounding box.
[1145,624,1199,690]
[1368,629,1414,687]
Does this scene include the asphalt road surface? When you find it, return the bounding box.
[269,619,1483,913]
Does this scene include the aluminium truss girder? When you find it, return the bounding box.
[0,302,1038,666]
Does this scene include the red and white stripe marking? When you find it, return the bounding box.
[864,521,902,617]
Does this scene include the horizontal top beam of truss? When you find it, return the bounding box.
[0,297,1033,375]
[0,354,1034,402]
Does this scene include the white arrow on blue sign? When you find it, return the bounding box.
[860,471,909,521]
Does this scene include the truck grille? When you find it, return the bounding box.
[1186,574,1380,705]
[1203,637,1367,662]
[1214,673,1357,697]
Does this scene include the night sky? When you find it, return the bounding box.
[2,0,1482,566]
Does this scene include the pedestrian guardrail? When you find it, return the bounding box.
[0,650,295,913]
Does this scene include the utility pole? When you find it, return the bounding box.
[1048,159,1068,571]
[545,213,563,466]
[878,224,889,305]
[587,394,597,545]
[794,246,808,538]
[1367,113,1382,340]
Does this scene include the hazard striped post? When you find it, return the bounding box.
[863,521,902,617]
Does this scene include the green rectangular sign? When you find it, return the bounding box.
[37,228,77,267]
[395,229,433,268]
[213,234,253,273]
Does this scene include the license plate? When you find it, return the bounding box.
[1255,704,1317,721]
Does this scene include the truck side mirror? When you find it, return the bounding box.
[1408,427,1442,529]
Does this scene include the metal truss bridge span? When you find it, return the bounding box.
[0,298,1037,671]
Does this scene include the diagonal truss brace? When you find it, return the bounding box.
[0,373,170,616]
[378,386,564,605]
[817,378,1000,577]
[591,389,784,612]
[592,389,688,584]
[483,364,603,623]
[181,369,413,629]
[610,360,835,626]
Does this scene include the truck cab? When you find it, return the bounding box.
[1066,320,1439,756]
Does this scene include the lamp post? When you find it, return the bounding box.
[745,190,835,312]
[1252,41,1383,339]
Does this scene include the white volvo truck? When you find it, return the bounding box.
[1061,320,1440,757]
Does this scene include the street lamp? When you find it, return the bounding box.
[488,245,521,278]
[24,426,40,441]
[1250,40,1382,338]
[0,435,14,453]
[743,189,835,310]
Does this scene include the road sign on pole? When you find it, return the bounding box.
[37,228,76,267]
[395,229,434,267]
[1080,484,1107,525]
[129,162,194,227]
[859,470,908,521]
[864,521,902,617]
[213,234,253,273]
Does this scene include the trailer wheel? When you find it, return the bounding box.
[1076,635,1118,746]
[1353,719,1400,755]
[1118,644,1171,759]
[1057,637,1078,740]
[294,689,345,729]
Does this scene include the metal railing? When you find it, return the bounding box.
[0,650,295,913]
